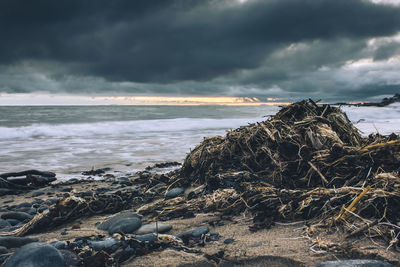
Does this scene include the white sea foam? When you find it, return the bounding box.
[0,117,263,140]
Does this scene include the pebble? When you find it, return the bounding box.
[0,219,11,230]
[135,222,172,235]
[165,188,184,199]
[4,242,64,267]
[177,226,209,239]
[1,211,33,221]
[31,191,45,197]
[59,249,79,267]
[88,238,118,251]
[317,260,394,267]
[249,241,265,247]
[108,217,142,234]
[5,219,20,226]
[50,241,67,250]
[0,246,8,255]
[135,233,157,243]
[61,229,68,235]
[223,238,235,244]
[0,236,38,249]
[97,212,141,231]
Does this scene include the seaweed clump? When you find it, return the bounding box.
[181,100,398,189]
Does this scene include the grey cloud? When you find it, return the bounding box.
[0,0,400,101]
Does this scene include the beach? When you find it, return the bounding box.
[0,101,399,266]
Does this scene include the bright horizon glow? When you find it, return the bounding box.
[0,93,291,106]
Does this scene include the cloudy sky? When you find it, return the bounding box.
[1,0,400,103]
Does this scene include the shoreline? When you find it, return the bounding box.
[0,100,399,267]
[1,166,399,267]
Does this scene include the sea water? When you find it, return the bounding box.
[0,104,399,179]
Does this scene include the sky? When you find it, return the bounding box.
[1,0,400,104]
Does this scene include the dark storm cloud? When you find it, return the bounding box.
[0,0,400,100]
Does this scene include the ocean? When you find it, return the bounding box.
[0,104,399,179]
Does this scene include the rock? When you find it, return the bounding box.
[192,226,209,237]
[59,249,79,267]
[135,222,172,235]
[208,232,220,241]
[1,211,33,221]
[26,208,37,215]
[88,239,118,251]
[0,219,11,230]
[115,247,135,263]
[108,217,142,234]
[316,260,394,267]
[135,233,157,243]
[223,238,235,244]
[31,191,45,197]
[0,188,14,196]
[5,219,20,226]
[0,246,8,255]
[4,242,64,267]
[0,236,38,248]
[61,229,68,235]
[97,212,141,231]
[177,226,209,239]
[50,241,67,250]
[165,188,184,199]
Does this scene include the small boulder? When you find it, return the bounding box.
[88,239,118,251]
[97,212,141,231]
[1,211,32,221]
[135,233,157,243]
[135,222,172,235]
[0,236,38,248]
[108,217,142,235]
[165,188,184,199]
[4,242,64,267]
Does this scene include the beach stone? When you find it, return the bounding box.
[317,260,394,267]
[4,242,64,267]
[0,188,13,196]
[1,211,32,221]
[0,236,38,248]
[88,238,118,251]
[4,199,14,204]
[0,219,11,230]
[0,246,8,255]
[135,233,157,243]
[108,217,142,234]
[31,191,45,197]
[192,226,209,237]
[165,188,184,199]
[135,222,172,235]
[50,241,67,250]
[177,226,209,239]
[97,212,141,231]
[59,249,79,267]
[5,219,20,226]
[15,202,32,208]
[224,238,235,244]
[26,208,37,215]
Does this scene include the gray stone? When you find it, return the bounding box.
[135,222,172,235]
[4,242,64,267]
[97,212,141,231]
[6,219,20,226]
[177,226,209,239]
[165,188,184,199]
[192,226,209,237]
[88,239,118,251]
[59,250,79,267]
[50,241,67,250]
[223,238,235,244]
[1,211,33,221]
[0,236,38,248]
[0,246,8,255]
[108,217,142,234]
[0,219,11,230]
[317,260,394,267]
[135,233,157,243]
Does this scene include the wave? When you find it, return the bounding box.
[0,117,264,140]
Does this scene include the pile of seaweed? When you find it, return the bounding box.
[148,99,400,247]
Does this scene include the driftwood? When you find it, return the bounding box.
[0,170,56,193]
